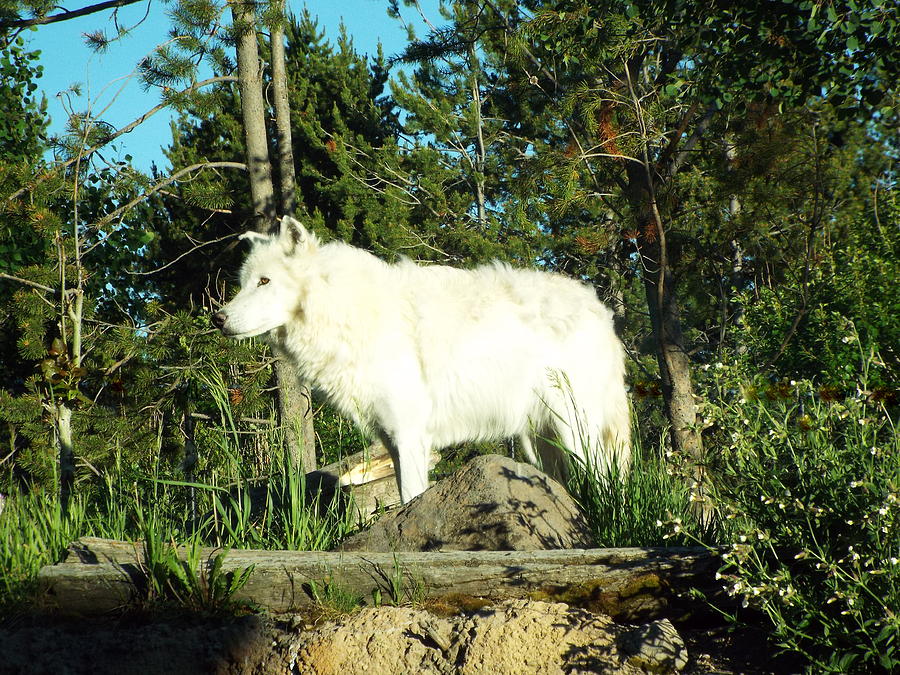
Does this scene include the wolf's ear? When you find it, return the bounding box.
[278,215,319,255]
[239,231,270,246]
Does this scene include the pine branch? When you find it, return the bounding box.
[5,76,238,204]
[0,0,146,29]
[83,161,246,255]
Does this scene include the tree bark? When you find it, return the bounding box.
[270,9,297,218]
[641,256,703,472]
[229,0,276,229]
[52,403,75,513]
[725,133,745,332]
[625,163,704,479]
[468,43,487,228]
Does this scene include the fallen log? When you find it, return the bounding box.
[38,537,723,621]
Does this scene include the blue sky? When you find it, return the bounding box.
[27,0,441,172]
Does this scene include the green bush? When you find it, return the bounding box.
[703,368,899,672]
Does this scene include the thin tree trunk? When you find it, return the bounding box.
[270,6,315,471]
[271,12,296,217]
[625,164,704,481]
[468,43,487,228]
[618,59,702,486]
[641,256,703,470]
[271,346,315,472]
[229,0,276,228]
[725,134,745,331]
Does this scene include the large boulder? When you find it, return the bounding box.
[339,454,594,552]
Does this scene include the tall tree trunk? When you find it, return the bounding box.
[468,43,487,228]
[271,9,296,217]
[229,0,311,471]
[229,0,276,228]
[725,133,745,332]
[625,164,704,481]
[270,4,316,471]
[641,248,703,471]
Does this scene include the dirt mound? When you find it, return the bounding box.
[288,599,685,674]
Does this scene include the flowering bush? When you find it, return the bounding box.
[703,369,899,672]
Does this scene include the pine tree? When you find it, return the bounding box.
[387,0,899,487]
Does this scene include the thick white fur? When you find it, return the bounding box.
[217,216,631,503]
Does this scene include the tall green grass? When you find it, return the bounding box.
[567,428,725,548]
[0,371,355,613]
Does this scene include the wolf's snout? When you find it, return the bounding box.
[211,310,227,331]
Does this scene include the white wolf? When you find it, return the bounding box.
[213,216,630,503]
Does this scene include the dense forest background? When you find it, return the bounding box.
[1,0,894,491]
[0,1,897,669]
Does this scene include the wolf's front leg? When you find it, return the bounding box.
[374,374,433,503]
[380,431,430,503]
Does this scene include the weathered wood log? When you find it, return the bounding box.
[38,537,723,621]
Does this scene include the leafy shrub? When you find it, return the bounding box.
[733,199,899,392]
[703,367,899,673]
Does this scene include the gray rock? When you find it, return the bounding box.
[619,617,689,673]
[339,454,595,551]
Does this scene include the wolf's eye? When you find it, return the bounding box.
[258,277,270,286]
